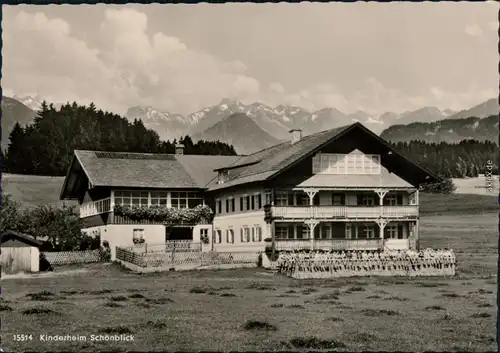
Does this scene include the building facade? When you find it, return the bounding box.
[60,123,440,259]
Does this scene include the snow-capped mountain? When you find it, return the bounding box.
[13,95,43,111]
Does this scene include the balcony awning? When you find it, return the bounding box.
[296,167,413,189]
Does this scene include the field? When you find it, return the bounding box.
[2,210,497,352]
[453,176,500,196]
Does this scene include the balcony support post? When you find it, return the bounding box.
[305,219,319,250]
[375,189,388,205]
[304,188,319,206]
[375,217,388,250]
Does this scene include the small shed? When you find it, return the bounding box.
[1,230,43,274]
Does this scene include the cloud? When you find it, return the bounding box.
[2,8,497,117]
[464,23,483,37]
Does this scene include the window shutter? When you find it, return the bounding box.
[240,228,244,242]
[357,195,363,205]
[313,194,320,205]
[374,227,380,238]
[397,225,404,239]
[288,224,295,238]
[287,194,294,206]
[397,194,403,205]
[251,227,255,242]
[257,195,262,209]
[341,194,345,205]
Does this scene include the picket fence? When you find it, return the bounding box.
[43,250,102,266]
[116,245,259,272]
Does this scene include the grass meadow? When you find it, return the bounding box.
[1,173,498,351]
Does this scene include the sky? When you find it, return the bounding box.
[2,3,498,116]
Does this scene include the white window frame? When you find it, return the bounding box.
[226,228,234,244]
[363,226,376,239]
[385,225,398,239]
[275,225,288,239]
[241,226,250,243]
[252,225,262,242]
[312,153,381,175]
[115,191,149,207]
[214,229,222,244]
[275,191,288,206]
[150,191,168,206]
[301,226,311,239]
[332,194,344,206]
[362,195,375,206]
[385,195,398,206]
[133,228,145,243]
[264,190,273,205]
[320,224,331,239]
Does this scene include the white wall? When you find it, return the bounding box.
[31,247,40,272]
[212,210,267,252]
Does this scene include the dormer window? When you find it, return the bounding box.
[218,169,229,184]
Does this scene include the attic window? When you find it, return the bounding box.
[218,170,229,184]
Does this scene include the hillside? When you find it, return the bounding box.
[192,112,283,155]
[447,98,498,120]
[1,96,37,150]
[380,115,499,143]
[1,173,77,209]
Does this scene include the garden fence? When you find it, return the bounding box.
[43,250,102,266]
[116,244,259,271]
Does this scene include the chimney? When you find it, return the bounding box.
[289,129,302,144]
[175,144,184,155]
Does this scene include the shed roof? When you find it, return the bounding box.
[0,230,43,247]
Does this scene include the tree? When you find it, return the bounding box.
[420,177,457,194]
[0,194,22,234]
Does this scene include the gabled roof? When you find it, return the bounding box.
[60,151,240,199]
[0,230,43,247]
[206,122,442,191]
[206,124,354,190]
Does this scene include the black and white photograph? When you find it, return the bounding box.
[0,2,498,352]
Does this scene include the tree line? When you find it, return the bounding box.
[3,101,237,176]
[390,140,498,178]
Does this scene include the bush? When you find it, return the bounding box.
[1,193,87,251]
[420,177,456,194]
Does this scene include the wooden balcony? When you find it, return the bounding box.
[271,238,383,251]
[80,198,111,218]
[271,205,418,220]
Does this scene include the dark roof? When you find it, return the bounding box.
[60,122,442,199]
[60,151,241,199]
[0,230,43,247]
[206,122,442,191]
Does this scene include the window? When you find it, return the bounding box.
[133,228,145,244]
[362,196,375,206]
[251,195,255,210]
[200,228,209,243]
[257,194,262,209]
[275,225,288,239]
[240,197,244,211]
[226,229,234,243]
[296,193,309,206]
[275,192,288,206]
[301,226,311,239]
[363,226,376,239]
[214,229,222,244]
[252,226,262,242]
[264,190,273,205]
[171,192,187,209]
[245,196,250,210]
[217,199,222,214]
[385,225,398,239]
[150,192,168,206]
[115,191,148,207]
[332,193,345,206]
[226,199,230,213]
[241,227,250,242]
[312,153,381,175]
[231,198,235,212]
[320,224,331,239]
[218,170,229,184]
[384,195,398,206]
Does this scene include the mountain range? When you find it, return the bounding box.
[1,95,497,153]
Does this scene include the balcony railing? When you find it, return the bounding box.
[272,238,383,251]
[271,205,418,219]
[80,198,112,218]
